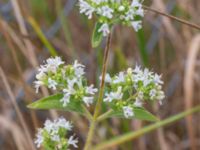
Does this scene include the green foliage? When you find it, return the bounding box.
[136,29,149,67]
[28,94,85,114]
[92,22,103,48]
[108,107,158,121]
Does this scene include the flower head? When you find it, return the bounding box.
[123,106,134,118]
[103,66,165,118]
[34,57,98,108]
[34,117,78,149]
[78,0,144,36]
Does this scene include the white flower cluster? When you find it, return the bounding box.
[34,57,98,107]
[103,66,165,118]
[79,0,144,36]
[35,117,78,149]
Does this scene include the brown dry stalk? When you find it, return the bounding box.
[11,0,38,67]
[0,115,27,150]
[184,34,200,150]
[143,5,200,30]
[0,19,30,66]
[0,67,36,150]
[0,21,39,129]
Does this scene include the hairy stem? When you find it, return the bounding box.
[84,33,112,150]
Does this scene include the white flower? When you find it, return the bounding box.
[48,78,57,90]
[127,68,133,75]
[44,119,58,134]
[73,60,85,77]
[97,6,114,19]
[133,65,142,74]
[94,0,108,4]
[105,73,112,83]
[86,84,98,95]
[118,6,125,11]
[66,79,77,94]
[156,91,165,100]
[34,129,44,148]
[83,96,94,107]
[100,73,112,83]
[133,67,152,86]
[153,74,163,85]
[134,98,143,107]
[149,89,156,99]
[35,117,77,149]
[123,106,134,118]
[98,23,110,36]
[125,9,135,21]
[51,135,60,142]
[104,86,123,102]
[68,135,78,148]
[36,71,46,80]
[34,81,44,93]
[131,0,143,8]
[57,117,72,130]
[46,56,64,73]
[38,65,48,73]
[60,93,71,106]
[79,0,95,19]
[135,7,144,17]
[113,72,125,84]
[131,20,142,32]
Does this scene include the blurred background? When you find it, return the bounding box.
[0,0,200,150]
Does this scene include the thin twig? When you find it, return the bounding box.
[143,5,200,30]
[84,33,112,150]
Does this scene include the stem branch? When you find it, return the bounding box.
[93,105,200,150]
[84,33,112,150]
[97,109,113,122]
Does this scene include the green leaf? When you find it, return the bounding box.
[92,22,103,48]
[136,29,149,67]
[108,107,158,122]
[27,94,85,114]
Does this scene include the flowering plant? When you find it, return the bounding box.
[35,117,78,150]
[34,57,97,108]
[78,0,144,47]
[28,1,166,150]
[29,57,164,121]
[103,67,164,118]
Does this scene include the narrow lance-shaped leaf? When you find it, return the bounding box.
[108,107,158,122]
[92,22,103,48]
[28,94,85,114]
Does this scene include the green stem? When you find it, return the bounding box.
[92,105,200,150]
[97,109,113,122]
[84,33,112,150]
[28,17,58,56]
[82,105,93,122]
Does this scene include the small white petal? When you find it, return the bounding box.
[83,97,94,107]
[68,135,78,148]
[98,23,110,36]
[123,106,134,118]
